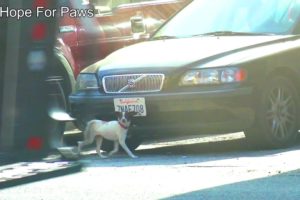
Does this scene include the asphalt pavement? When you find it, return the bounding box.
[1,132,300,200]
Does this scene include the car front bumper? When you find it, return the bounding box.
[69,87,255,138]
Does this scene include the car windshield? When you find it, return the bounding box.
[153,0,300,38]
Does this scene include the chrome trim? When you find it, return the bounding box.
[59,25,76,33]
[102,73,165,94]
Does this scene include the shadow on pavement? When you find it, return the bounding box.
[163,169,300,200]
[80,137,300,168]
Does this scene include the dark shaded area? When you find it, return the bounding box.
[164,169,300,200]
[0,0,64,159]
[0,1,7,145]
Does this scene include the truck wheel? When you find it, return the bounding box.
[46,75,68,148]
[244,76,299,148]
[47,66,72,148]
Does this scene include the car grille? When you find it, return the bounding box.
[102,74,165,93]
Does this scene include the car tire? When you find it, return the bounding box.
[244,76,300,148]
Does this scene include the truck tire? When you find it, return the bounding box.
[47,62,72,148]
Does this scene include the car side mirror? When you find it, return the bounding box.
[130,15,146,34]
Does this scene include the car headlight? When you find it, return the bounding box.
[179,67,246,86]
[75,73,98,90]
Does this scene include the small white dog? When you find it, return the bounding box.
[78,112,138,158]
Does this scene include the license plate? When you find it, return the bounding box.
[114,97,146,116]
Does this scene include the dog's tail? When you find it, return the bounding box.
[78,120,96,152]
[82,120,97,143]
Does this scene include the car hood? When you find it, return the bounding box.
[85,35,293,73]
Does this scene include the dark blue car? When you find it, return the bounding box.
[70,0,300,150]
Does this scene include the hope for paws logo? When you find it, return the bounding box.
[0,6,95,19]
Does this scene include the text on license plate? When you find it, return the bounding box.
[114,97,146,116]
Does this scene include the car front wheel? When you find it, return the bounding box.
[245,76,300,148]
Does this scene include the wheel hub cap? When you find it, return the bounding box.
[267,87,296,140]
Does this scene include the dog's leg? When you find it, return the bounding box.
[77,140,92,155]
[108,141,119,157]
[96,136,107,158]
[118,136,137,158]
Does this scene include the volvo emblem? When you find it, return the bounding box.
[127,79,136,88]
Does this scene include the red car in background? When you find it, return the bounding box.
[53,0,191,106]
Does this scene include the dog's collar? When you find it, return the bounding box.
[118,122,128,130]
